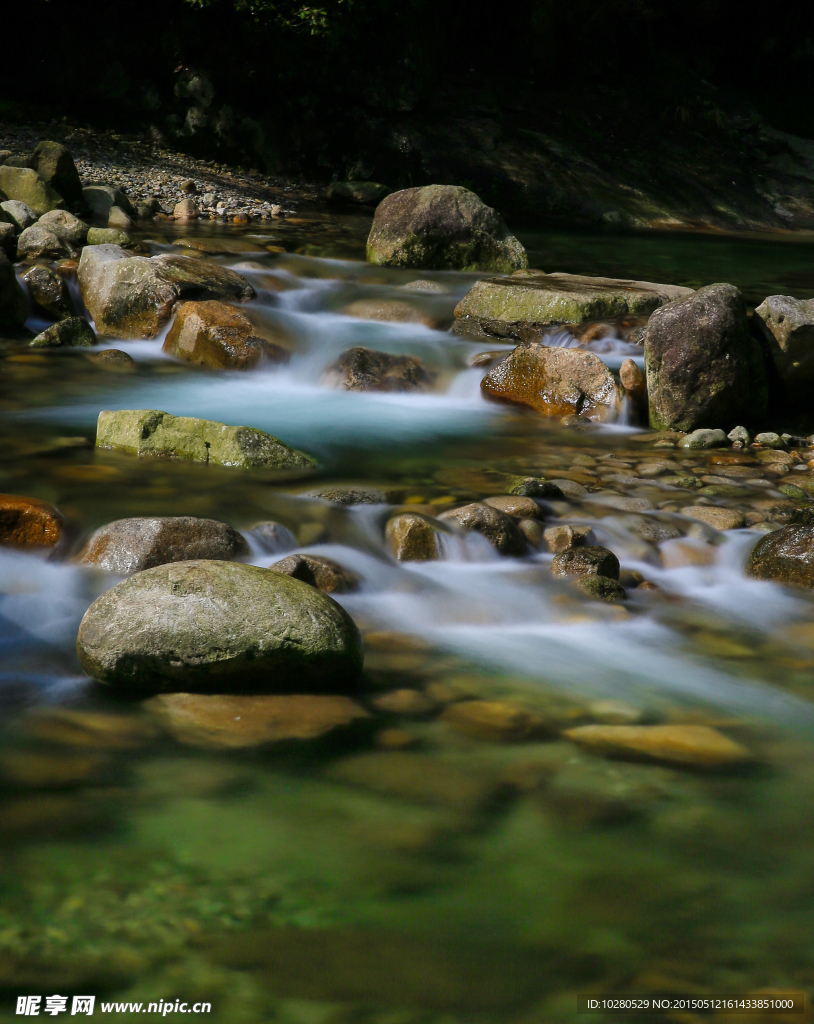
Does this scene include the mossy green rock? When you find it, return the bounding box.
[366,185,527,272]
[76,559,364,693]
[96,409,316,470]
[0,166,64,216]
[454,273,692,339]
[30,317,96,348]
[86,227,132,247]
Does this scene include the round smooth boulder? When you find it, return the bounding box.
[550,545,620,580]
[746,524,814,588]
[76,560,365,693]
[366,185,528,272]
[438,502,526,555]
[78,516,249,574]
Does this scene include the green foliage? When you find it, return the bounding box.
[183,0,350,33]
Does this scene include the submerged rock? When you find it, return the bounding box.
[575,576,627,602]
[268,553,360,593]
[385,512,440,561]
[78,245,255,338]
[454,273,691,341]
[163,300,289,370]
[95,409,316,470]
[145,692,369,749]
[23,264,74,320]
[550,545,620,580]
[86,348,136,370]
[30,317,96,348]
[340,298,437,328]
[0,494,63,548]
[644,283,767,431]
[680,505,745,531]
[439,502,526,554]
[327,181,391,205]
[366,185,527,272]
[0,166,64,216]
[78,516,249,574]
[324,346,433,392]
[76,560,364,693]
[563,724,750,769]
[441,700,550,741]
[28,141,83,208]
[746,523,814,587]
[481,343,618,419]
[250,520,298,553]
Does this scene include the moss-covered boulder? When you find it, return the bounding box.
[77,245,255,339]
[28,142,84,208]
[454,273,692,341]
[95,409,316,470]
[366,185,527,272]
[0,166,64,216]
[30,317,96,348]
[644,283,767,432]
[76,560,365,693]
[86,227,132,247]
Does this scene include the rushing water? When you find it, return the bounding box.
[1,214,814,1022]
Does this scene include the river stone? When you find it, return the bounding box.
[17,224,77,260]
[78,517,249,574]
[28,141,83,207]
[438,502,526,555]
[86,348,137,370]
[483,495,541,519]
[0,166,64,216]
[441,700,550,741]
[562,724,750,769]
[746,524,814,587]
[507,476,565,499]
[37,209,88,247]
[550,545,620,580]
[251,521,298,553]
[753,295,814,397]
[575,576,626,602]
[679,428,728,449]
[30,317,96,348]
[327,181,391,206]
[0,495,63,547]
[385,513,440,561]
[481,343,618,419]
[268,553,360,594]
[619,358,646,403]
[86,227,132,246]
[108,206,133,230]
[1,199,37,231]
[96,409,316,470]
[754,431,785,448]
[82,185,135,218]
[0,251,30,330]
[163,300,289,370]
[76,560,364,693]
[366,185,527,273]
[324,347,433,393]
[543,524,594,553]
[77,245,255,339]
[340,298,437,328]
[23,265,74,320]
[644,283,768,431]
[453,273,691,341]
[680,506,745,530]
[145,692,370,749]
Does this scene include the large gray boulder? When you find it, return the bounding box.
[37,209,89,247]
[644,283,767,432]
[78,517,249,574]
[76,560,365,693]
[95,409,316,470]
[480,343,618,420]
[0,166,64,216]
[454,272,692,341]
[0,200,37,232]
[0,251,29,331]
[746,524,814,588]
[753,295,814,399]
[78,245,255,338]
[17,224,77,260]
[82,185,135,219]
[366,185,527,272]
[28,142,84,208]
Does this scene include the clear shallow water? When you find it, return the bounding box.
[1,217,814,1021]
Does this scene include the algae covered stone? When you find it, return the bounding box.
[76,560,364,693]
[30,318,96,348]
[454,273,692,341]
[0,166,64,216]
[95,409,316,470]
[366,185,527,272]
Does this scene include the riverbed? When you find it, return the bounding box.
[1,212,813,1021]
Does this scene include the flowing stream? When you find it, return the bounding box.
[1,213,813,1021]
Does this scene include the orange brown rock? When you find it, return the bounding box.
[0,494,63,548]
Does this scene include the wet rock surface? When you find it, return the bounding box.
[268,553,360,593]
[747,523,814,587]
[563,724,751,768]
[76,560,365,693]
[23,264,74,320]
[438,502,526,554]
[163,300,289,370]
[30,317,96,348]
[78,517,249,574]
[323,346,433,393]
[550,545,621,580]
[0,494,63,548]
[385,513,440,561]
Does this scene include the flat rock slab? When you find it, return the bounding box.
[76,559,364,693]
[96,409,315,470]
[563,724,750,768]
[145,692,370,749]
[454,272,692,339]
